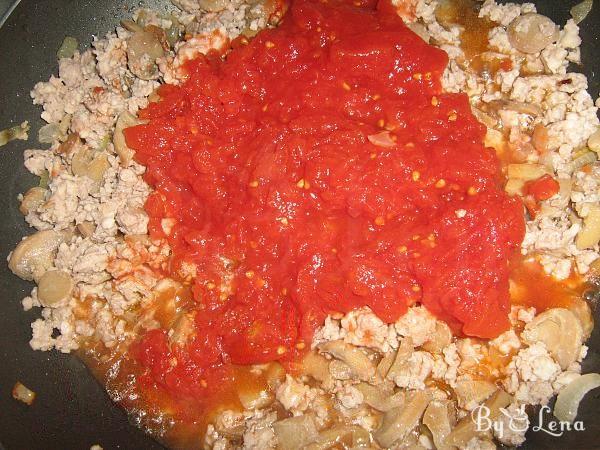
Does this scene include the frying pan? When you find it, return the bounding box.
[0,1,599,449]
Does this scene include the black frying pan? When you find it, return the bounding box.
[0,1,599,449]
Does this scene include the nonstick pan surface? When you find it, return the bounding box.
[0,1,599,449]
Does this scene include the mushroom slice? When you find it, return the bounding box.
[423,399,455,450]
[374,390,431,448]
[355,382,405,412]
[454,380,497,410]
[422,321,453,354]
[319,340,375,381]
[9,230,68,281]
[37,270,74,308]
[114,111,145,165]
[446,389,512,447]
[569,298,594,340]
[302,350,332,384]
[522,308,584,370]
[19,187,47,215]
[386,337,413,381]
[507,13,559,54]
[305,425,371,450]
[273,414,319,450]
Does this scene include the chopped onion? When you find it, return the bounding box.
[567,151,597,173]
[0,121,29,147]
[368,131,397,148]
[571,0,593,24]
[38,123,60,144]
[554,373,600,423]
[57,36,79,60]
[12,381,36,405]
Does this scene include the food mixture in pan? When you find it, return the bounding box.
[6,0,600,448]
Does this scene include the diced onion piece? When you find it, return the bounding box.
[588,128,600,153]
[273,414,318,450]
[507,13,559,54]
[504,178,525,196]
[38,123,60,144]
[114,111,145,165]
[506,163,549,181]
[57,36,78,59]
[576,204,600,249]
[554,373,600,423]
[568,151,597,173]
[570,0,593,24]
[423,400,454,450]
[368,131,397,148]
[0,121,29,147]
[12,382,36,405]
[237,386,274,410]
[374,390,431,448]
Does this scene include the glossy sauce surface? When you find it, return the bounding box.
[124,0,526,408]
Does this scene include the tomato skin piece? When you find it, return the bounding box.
[525,174,560,201]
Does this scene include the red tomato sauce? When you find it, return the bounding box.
[125,0,525,407]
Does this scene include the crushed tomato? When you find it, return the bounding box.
[125,0,525,402]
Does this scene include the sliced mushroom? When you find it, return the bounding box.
[9,230,68,281]
[507,13,559,54]
[422,321,453,354]
[488,99,543,117]
[355,382,405,412]
[454,380,497,410]
[301,351,332,383]
[423,400,455,450]
[304,425,371,450]
[19,187,47,215]
[273,414,319,450]
[576,204,600,249]
[37,270,74,308]
[386,337,413,381]
[377,351,396,379]
[329,359,353,380]
[522,308,583,369]
[127,28,165,80]
[374,390,431,448]
[114,111,145,165]
[319,340,375,381]
[446,389,511,447]
[569,298,594,340]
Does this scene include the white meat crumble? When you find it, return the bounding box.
[6,0,600,449]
